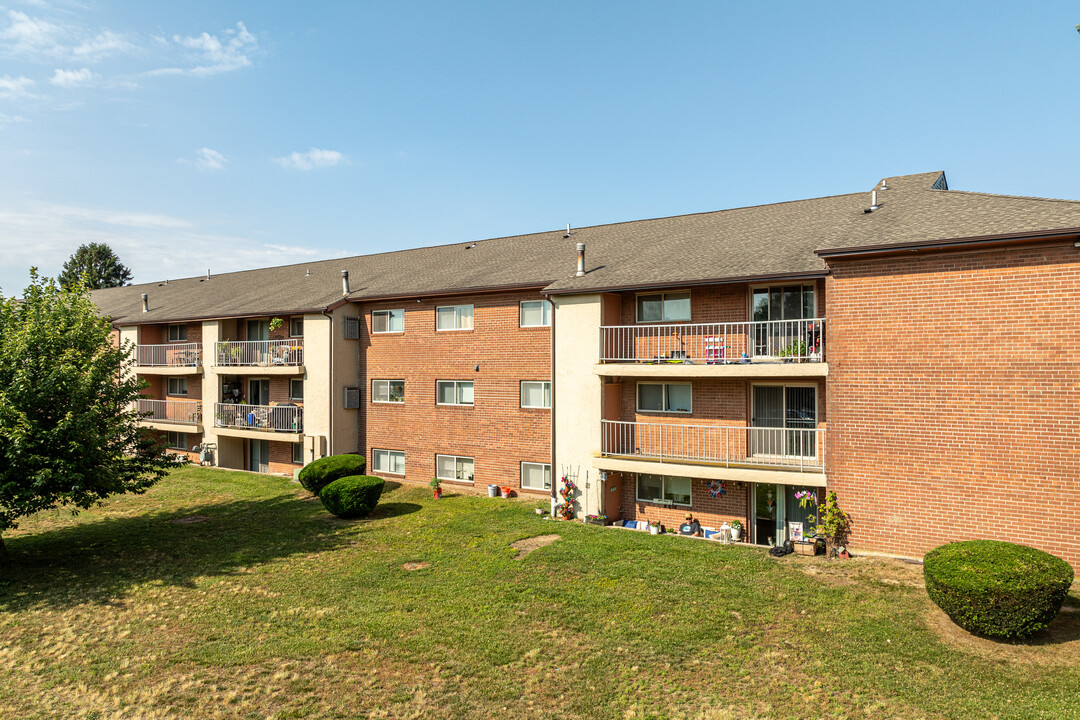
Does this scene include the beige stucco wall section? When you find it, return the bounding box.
[199,320,225,464]
[330,304,361,456]
[552,294,603,518]
[300,305,360,463]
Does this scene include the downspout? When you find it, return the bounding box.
[548,296,557,514]
[322,307,334,458]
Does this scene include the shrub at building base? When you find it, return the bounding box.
[319,475,385,518]
[297,454,365,495]
[923,540,1073,639]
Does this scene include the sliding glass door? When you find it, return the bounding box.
[751,385,817,460]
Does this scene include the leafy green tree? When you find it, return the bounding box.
[58,243,133,290]
[0,271,176,563]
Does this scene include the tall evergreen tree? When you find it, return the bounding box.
[58,243,133,290]
[0,271,176,563]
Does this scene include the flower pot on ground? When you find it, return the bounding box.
[585,514,607,526]
[428,477,442,499]
[730,520,743,542]
[501,486,514,498]
[649,521,661,536]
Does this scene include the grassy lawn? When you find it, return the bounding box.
[1,467,1078,720]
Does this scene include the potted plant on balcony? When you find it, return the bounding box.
[429,477,442,499]
[730,519,743,542]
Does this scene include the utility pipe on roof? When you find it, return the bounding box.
[141,293,148,312]
[575,243,586,277]
[341,270,350,296]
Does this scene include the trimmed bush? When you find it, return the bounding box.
[319,475,385,518]
[924,540,1073,639]
[297,454,365,495]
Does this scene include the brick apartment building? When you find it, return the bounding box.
[93,171,1080,567]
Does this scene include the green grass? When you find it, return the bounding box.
[1,466,1078,719]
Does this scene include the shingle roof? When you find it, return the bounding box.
[92,171,1080,324]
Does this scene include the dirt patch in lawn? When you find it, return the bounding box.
[402,562,430,571]
[170,515,209,525]
[511,534,560,560]
[926,602,1080,665]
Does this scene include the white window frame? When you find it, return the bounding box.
[436,380,474,406]
[636,382,691,413]
[289,378,304,401]
[289,317,304,338]
[371,309,405,334]
[519,300,551,328]
[436,454,474,483]
[167,377,188,397]
[167,324,187,342]
[520,380,551,409]
[635,473,692,506]
[372,448,406,475]
[165,431,187,450]
[372,379,405,404]
[520,462,552,491]
[436,304,474,331]
[635,291,691,323]
[292,442,304,464]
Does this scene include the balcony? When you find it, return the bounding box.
[597,319,827,378]
[214,340,304,373]
[213,402,303,441]
[134,343,202,374]
[600,419,824,473]
[136,399,202,431]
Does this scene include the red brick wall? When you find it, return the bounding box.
[615,472,750,534]
[268,439,301,474]
[825,239,1080,568]
[358,291,551,494]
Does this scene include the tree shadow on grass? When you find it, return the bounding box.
[0,494,351,612]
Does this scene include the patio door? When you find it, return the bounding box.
[752,285,815,357]
[247,320,270,364]
[751,385,817,460]
[249,379,269,406]
[249,439,269,473]
[753,483,784,546]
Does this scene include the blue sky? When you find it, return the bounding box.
[1,1,1078,294]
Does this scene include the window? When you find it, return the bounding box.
[520,381,551,409]
[436,304,473,331]
[372,379,405,403]
[636,292,690,323]
[436,380,474,406]
[372,309,404,333]
[343,317,360,339]
[289,379,304,401]
[751,285,816,323]
[165,431,187,450]
[292,443,304,464]
[636,474,691,506]
[373,449,405,475]
[519,300,551,327]
[637,383,691,413]
[289,317,304,337]
[167,324,187,342]
[167,377,188,396]
[343,386,361,409]
[521,462,552,491]
[436,454,474,482]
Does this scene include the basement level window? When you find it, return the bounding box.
[436,454,474,483]
[166,431,187,450]
[637,473,691,506]
[373,449,405,475]
[521,462,552,491]
[292,443,304,464]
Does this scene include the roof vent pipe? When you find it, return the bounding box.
[575,242,586,277]
[341,270,350,296]
[206,269,211,280]
[141,293,149,312]
[564,223,571,238]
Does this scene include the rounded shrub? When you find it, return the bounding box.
[319,475,385,518]
[924,540,1073,639]
[296,453,365,495]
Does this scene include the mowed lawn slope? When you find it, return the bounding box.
[1,467,1078,720]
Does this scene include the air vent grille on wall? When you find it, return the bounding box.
[343,386,361,409]
[343,317,360,339]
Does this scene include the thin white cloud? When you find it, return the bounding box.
[50,67,93,87]
[71,30,132,61]
[0,112,30,127]
[180,147,228,171]
[0,199,346,294]
[0,10,63,57]
[275,148,345,171]
[147,21,258,77]
[0,75,36,99]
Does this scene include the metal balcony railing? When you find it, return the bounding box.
[136,399,202,425]
[600,419,825,472]
[214,403,303,433]
[135,343,202,367]
[599,318,825,364]
[214,339,304,367]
